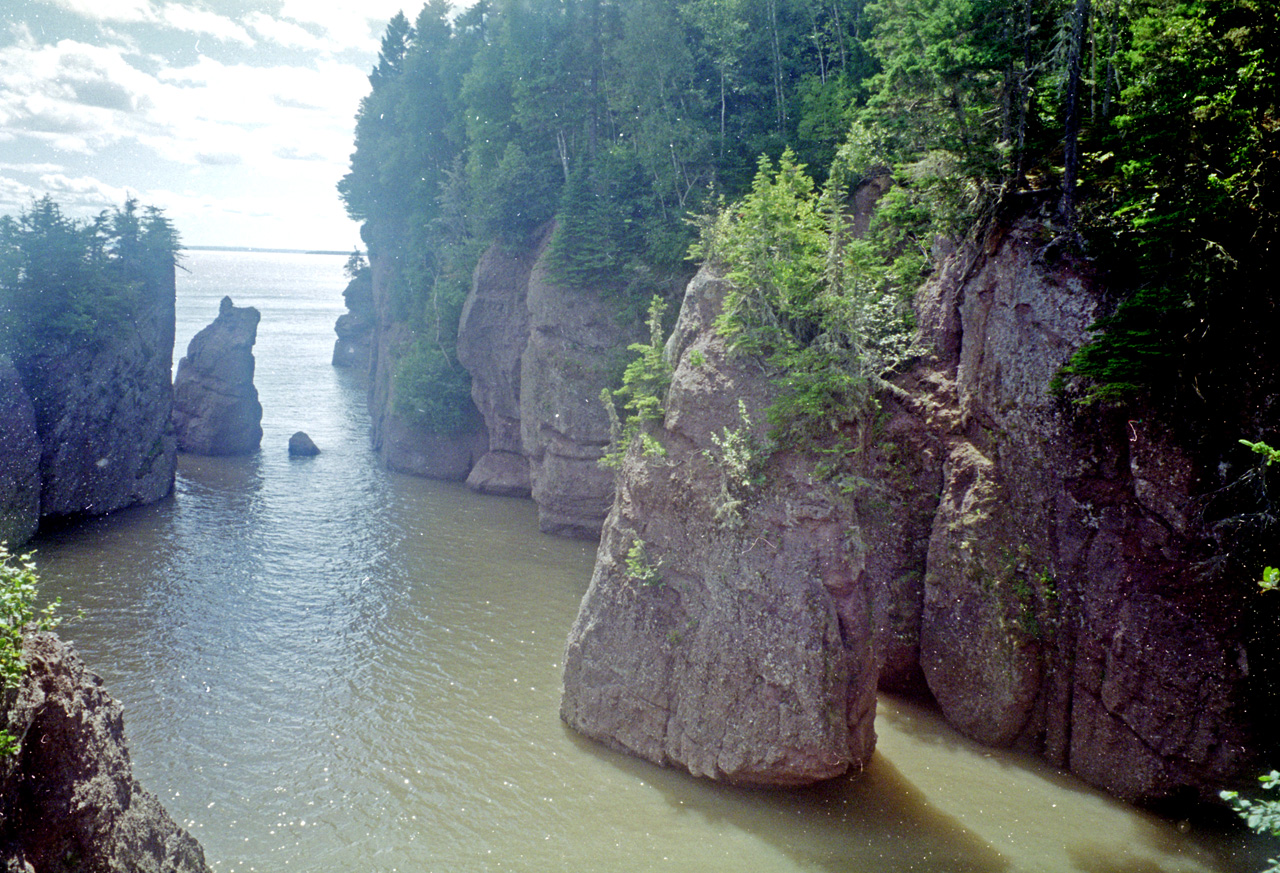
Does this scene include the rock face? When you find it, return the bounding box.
[0,357,41,546]
[332,268,373,375]
[562,209,1263,806]
[894,216,1256,805]
[332,312,373,373]
[0,632,211,873]
[455,235,540,498]
[288,431,319,456]
[518,244,645,539]
[561,270,878,785]
[0,261,177,539]
[172,296,264,456]
[370,222,655,536]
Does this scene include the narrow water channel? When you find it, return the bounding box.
[28,250,1265,872]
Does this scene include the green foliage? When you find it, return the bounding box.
[1198,438,1280,593]
[1261,566,1279,593]
[1222,771,1280,873]
[0,196,179,358]
[705,399,770,529]
[392,338,474,434]
[547,147,698,303]
[1059,0,1280,409]
[693,150,921,443]
[1243,440,1280,467]
[1052,286,1191,403]
[624,537,663,586]
[1,546,63,756]
[601,295,672,468]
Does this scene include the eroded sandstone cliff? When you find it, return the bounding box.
[561,209,1264,806]
[0,633,210,872]
[352,224,654,538]
[560,270,878,785]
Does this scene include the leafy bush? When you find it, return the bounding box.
[1222,771,1280,873]
[705,399,770,530]
[691,150,921,444]
[392,338,474,434]
[1,546,63,755]
[600,295,672,468]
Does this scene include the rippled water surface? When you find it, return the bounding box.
[29,250,1265,872]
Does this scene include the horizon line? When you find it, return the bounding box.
[184,244,359,256]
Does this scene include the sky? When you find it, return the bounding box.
[0,0,444,251]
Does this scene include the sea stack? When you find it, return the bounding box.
[172,296,264,455]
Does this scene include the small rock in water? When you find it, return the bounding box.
[288,431,320,456]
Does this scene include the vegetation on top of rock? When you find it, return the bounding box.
[1053,0,1278,415]
[344,0,1276,446]
[691,149,920,445]
[0,196,180,359]
[0,545,63,755]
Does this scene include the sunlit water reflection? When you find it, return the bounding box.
[29,251,1266,872]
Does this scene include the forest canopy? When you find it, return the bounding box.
[341,0,1277,430]
[0,196,180,358]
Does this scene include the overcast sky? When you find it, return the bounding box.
[1,0,440,251]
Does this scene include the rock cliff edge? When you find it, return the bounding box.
[0,632,211,872]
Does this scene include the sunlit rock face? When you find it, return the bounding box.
[173,296,264,456]
[561,270,878,785]
[0,633,211,873]
[5,259,177,528]
[562,207,1261,804]
[0,355,41,545]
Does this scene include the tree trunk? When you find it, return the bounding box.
[1062,0,1091,228]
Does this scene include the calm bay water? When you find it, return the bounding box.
[28,250,1264,872]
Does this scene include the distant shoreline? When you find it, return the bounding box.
[184,245,355,256]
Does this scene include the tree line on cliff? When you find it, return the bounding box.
[341,0,1277,443]
[0,196,181,360]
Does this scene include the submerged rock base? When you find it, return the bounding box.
[0,633,211,873]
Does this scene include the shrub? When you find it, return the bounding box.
[600,295,671,468]
[1,546,63,755]
[690,150,921,445]
[1222,771,1280,873]
[392,338,474,434]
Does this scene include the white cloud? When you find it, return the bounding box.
[37,172,134,204]
[277,0,415,55]
[0,36,161,153]
[47,0,155,25]
[45,0,255,46]
[159,5,255,47]
[0,162,66,174]
[0,3,411,247]
[243,12,328,53]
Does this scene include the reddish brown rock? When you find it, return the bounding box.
[561,270,878,785]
